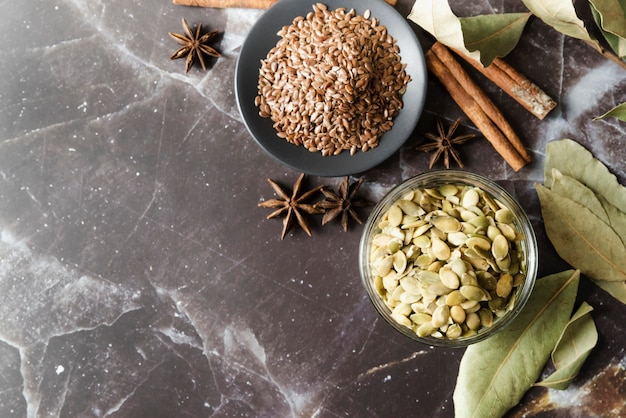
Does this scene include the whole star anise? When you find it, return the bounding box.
[258,173,323,240]
[416,117,476,169]
[169,18,221,73]
[315,176,371,232]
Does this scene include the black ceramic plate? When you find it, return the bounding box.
[235,0,427,177]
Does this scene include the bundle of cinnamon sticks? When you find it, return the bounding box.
[425,42,556,172]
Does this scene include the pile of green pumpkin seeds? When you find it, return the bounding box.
[369,184,528,340]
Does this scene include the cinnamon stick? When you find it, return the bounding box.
[425,47,529,172]
[453,50,557,120]
[431,43,531,164]
[173,0,397,8]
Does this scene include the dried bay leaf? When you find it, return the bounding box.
[597,194,626,247]
[407,0,529,66]
[458,13,532,66]
[520,0,602,47]
[536,302,597,390]
[536,184,626,282]
[550,169,609,223]
[594,102,626,122]
[545,139,626,213]
[590,2,626,59]
[589,0,626,39]
[453,270,580,418]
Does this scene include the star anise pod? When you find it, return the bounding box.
[258,173,323,240]
[169,18,221,73]
[416,117,476,169]
[315,176,371,232]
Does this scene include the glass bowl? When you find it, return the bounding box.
[359,170,538,347]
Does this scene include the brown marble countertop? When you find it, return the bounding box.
[1,0,625,417]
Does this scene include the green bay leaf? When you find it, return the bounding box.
[598,194,626,247]
[459,13,531,66]
[589,0,626,38]
[590,3,626,59]
[536,184,626,282]
[453,270,580,418]
[550,169,609,223]
[521,0,601,47]
[535,302,597,390]
[545,139,626,213]
[407,1,528,66]
[594,102,626,122]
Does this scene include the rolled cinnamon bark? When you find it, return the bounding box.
[453,50,557,120]
[425,47,529,172]
[431,43,531,164]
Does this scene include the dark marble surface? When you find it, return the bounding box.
[1,0,625,417]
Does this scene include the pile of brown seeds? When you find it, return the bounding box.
[255,3,411,156]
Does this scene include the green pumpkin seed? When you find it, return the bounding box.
[495,254,512,271]
[413,235,431,248]
[477,271,497,291]
[439,184,459,197]
[415,254,434,267]
[397,199,423,217]
[460,272,479,287]
[468,215,490,229]
[393,250,408,273]
[460,209,478,222]
[399,276,421,294]
[439,266,460,289]
[488,295,507,311]
[466,235,492,251]
[410,312,432,325]
[431,236,451,260]
[466,312,481,330]
[460,285,490,301]
[478,308,494,327]
[496,273,514,298]
[387,237,403,254]
[387,205,403,226]
[374,255,393,276]
[497,222,518,241]
[416,322,438,337]
[431,215,462,233]
[495,207,514,224]
[445,290,466,306]
[449,258,468,276]
[391,312,412,328]
[382,273,398,292]
[491,234,510,260]
[447,231,467,246]
[446,323,463,339]
[462,189,480,208]
[413,223,432,237]
[400,291,421,304]
[392,303,412,317]
[450,305,466,323]
[487,225,502,241]
[431,304,450,328]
